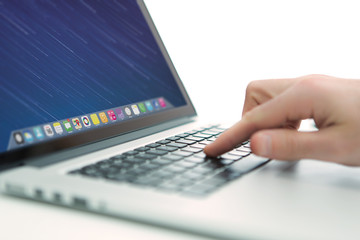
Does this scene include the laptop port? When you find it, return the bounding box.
[5,183,25,196]
[34,189,43,199]
[53,192,62,203]
[72,197,88,209]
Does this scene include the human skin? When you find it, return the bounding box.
[204,74,360,166]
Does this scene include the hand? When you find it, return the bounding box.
[204,74,360,166]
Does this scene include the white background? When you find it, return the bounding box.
[1,1,360,239]
[147,0,360,122]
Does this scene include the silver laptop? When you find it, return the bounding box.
[1,1,360,239]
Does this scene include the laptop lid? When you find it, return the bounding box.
[0,0,196,167]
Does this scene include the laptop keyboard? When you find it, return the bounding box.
[68,125,270,196]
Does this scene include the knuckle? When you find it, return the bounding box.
[295,75,329,94]
[296,74,335,90]
[301,74,331,81]
[246,80,264,96]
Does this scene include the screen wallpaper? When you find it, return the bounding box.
[0,0,186,152]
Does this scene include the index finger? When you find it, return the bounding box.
[204,84,313,157]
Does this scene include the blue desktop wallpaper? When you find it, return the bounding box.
[0,0,186,152]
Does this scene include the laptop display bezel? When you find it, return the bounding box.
[0,0,196,167]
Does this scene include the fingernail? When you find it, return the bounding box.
[258,134,272,157]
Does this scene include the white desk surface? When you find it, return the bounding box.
[1,1,360,239]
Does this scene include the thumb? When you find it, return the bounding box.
[250,128,336,161]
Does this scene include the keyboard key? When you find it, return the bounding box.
[218,159,234,165]
[183,184,217,196]
[156,139,171,145]
[126,168,149,176]
[136,153,157,160]
[220,153,242,161]
[185,136,205,142]
[139,163,161,171]
[133,176,163,186]
[192,152,207,158]
[198,162,224,171]
[172,150,193,157]
[157,146,178,152]
[147,149,168,156]
[166,136,181,141]
[184,156,207,164]
[236,146,251,153]
[175,133,190,138]
[190,143,206,149]
[166,142,187,149]
[163,165,187,173]
[161,154,184,161]
[193,134,212,139]
[95,161,112,169]
[134,147,150,152]
[207,137,217,141]
[175,139,196,145]
[198,140,213,145]
[181,147,202,153]
[213,127,226,132]
[185,130,199,135]
[145,143,161,148]
[123,156,146,163]
[200,176,228,187]
[152,170,176,179]
[191,166,216,175]
[151,158,172,165]
[110,158,125,166]
[226,155,269,174]
[105,172,135,181]
[228,150,250,157]
[169,178,195,187]
[181,171,206,181]
[216,169,242,180]
[174,160,198,168]
[200,130,218,136]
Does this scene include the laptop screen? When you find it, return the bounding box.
[0,0,194,159]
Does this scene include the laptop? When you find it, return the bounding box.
[1,1,360,239]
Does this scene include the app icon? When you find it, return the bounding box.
[90,114,100,125]
[115,108,125,120]
[99,112,108,123]
[107,110,117,121]
[23,130,34,142]
[81,116,91,127]
[145,101,153,111]
[53,122,63,134]
[124,107,132,116]
[33,127,44,140]
[63,119,73,132]
[13,132,24,144]
[43,125,54,137]
[138,103,147,113]
[152,99,160,109]
[158,98,167,108]
[72,118,82,130]
[131,104,140,115]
